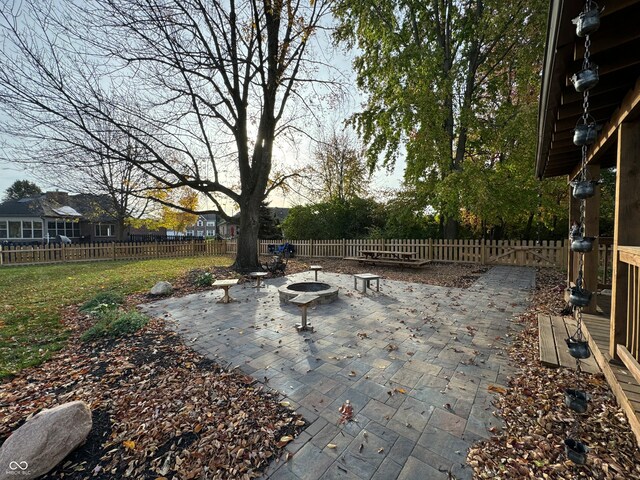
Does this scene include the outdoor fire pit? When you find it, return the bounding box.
[278,282,338,304]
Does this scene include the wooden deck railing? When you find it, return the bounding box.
[617,246,640,363]
[0,240,227,266]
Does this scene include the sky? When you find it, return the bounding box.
[0,3,405,208]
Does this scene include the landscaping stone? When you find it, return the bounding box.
[0,401,92,480]
[150,281,173,296]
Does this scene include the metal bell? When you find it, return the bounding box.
[565,438,588,465]
[566,336,591,359]
[571,237,596,253]
[571,65,599,92]
[572,4,601,37]
[568,286,592,307]
[565,389,589,413]
[573,122,597,146]
[570,180,600,199]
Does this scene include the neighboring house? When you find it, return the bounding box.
[185,213,219,238]
[217,208,290,240]
[0,191,163,244]
[218,212,240,239]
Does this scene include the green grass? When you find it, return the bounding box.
[0,256,233,378]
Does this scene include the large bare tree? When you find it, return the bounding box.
[0,0,334,270]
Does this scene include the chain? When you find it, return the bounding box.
[565,1,600,459]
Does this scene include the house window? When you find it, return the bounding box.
[22,221,33,239]
[33,221,43,238]
[186,230,194,236]
[47,220,80,238]
[95,224,115,237]
[206,230,215,237]
[0,221,6,238]
[206,221,215,226]
[197,219,204,227]
[9,221,21,238]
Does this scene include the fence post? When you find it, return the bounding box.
[112,242,116,261]
[481,239,487,265]
[0,245,3,266]
[342,238,346,258]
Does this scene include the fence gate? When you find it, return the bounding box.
[487,245,559,267]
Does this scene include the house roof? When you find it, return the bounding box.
[536,0,640,179]
[0,197,47,217]
[0,193,115,220]
[269,207,289,223]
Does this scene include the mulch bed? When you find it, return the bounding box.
[1,310,304,479]
[468,268,640,479]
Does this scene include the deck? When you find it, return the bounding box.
[538,314,600,374]
[572,294,640,445]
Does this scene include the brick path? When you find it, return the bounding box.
[140,265,535,480]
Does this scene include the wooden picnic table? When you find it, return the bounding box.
[360,249,417,261]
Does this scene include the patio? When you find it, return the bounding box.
[141,265,535,479]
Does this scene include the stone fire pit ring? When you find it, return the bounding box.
[278,282,339,304]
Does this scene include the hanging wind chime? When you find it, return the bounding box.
[564,0,602,465]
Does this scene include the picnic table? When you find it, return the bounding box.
[360,250,417,261]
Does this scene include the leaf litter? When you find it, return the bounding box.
[467,268,640,479]
[0,307,305,479]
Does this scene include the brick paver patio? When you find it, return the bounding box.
[141,265,535,480]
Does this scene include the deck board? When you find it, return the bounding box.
[538,314,558,367]
[537,315,599,374]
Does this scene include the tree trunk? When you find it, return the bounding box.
[523,213,534,240]
[444,217,458,239]
[233,204,261,272]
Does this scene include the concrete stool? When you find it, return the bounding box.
[353,273,381,293]
[290,293,319,332]
[249,271,268,288]
[213,278,239,303]
[309,265,323,281]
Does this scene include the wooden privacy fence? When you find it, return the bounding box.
[0,240,227,266]
[224,238,571,267]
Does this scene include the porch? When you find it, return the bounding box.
[536,0,640,450]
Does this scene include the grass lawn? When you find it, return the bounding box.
[0,256,233,378]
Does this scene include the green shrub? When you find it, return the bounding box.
[81,310,148,342]
[80,291,124,313]
[194,271,214,287]
[109,312,149,336]
[187,269,214,287]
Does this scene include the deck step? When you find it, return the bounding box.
[537,314,600,374]
[582,312,640,446]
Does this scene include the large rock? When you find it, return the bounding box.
[150,281,173,296]
[0,401,92,480]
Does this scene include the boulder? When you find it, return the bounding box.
[0,401,92,480]
[150,281,173,296]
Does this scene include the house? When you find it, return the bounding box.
[0,191,164,244]
[185,213,219,238]
[217,212,240,239]
[536,0,640,443]
[215,208,290,240]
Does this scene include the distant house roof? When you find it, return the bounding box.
[0,192,116,220]
[269,207,289,223]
